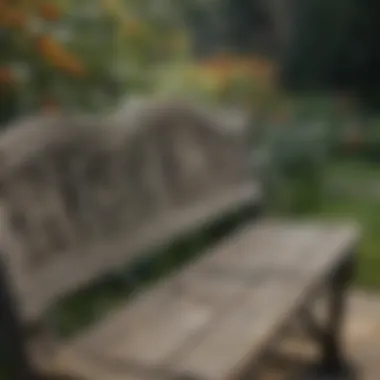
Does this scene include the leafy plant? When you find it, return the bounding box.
[0,0,192,125]
[256,105,331,215]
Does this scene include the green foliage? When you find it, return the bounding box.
[320,161,380,288]
[256,100,331,215]
[0,0,193,125]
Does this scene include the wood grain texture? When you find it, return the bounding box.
[0,101,258,321]
[52,219,359,380]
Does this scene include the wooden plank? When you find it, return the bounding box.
[63,270,246,369]
[189,219,323,276]
[168,222,359,380]
[50,219,358,380]
[291,222,359,276]
[173,277,304,380]
[53,351,152,380]
[190,219,359,282]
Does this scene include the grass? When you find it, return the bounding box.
[318,159,380,288]
[327,159,380,187]
[318,197,380,287]
[266,156,380,288]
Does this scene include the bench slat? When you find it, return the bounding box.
[62,271,245,367]
[52,352,153,380]
[174,278,302,380]
[173,222,359,380]
[52,219,358,380]
[188,219,322,276]
[190,219,359,281]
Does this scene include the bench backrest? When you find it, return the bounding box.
[0,100,261,323]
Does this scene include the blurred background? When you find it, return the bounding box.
[1,0,380,338]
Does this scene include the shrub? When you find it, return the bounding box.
[256,107,330,215]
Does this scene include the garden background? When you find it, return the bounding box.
[1,0,380,366]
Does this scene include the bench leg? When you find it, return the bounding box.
[305,254,357,379]
[0,259,36,380]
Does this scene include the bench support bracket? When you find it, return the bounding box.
[302,253,357,380]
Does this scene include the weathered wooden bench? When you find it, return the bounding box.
[0,101,359,380]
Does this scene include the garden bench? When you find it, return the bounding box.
[0,101,359,380]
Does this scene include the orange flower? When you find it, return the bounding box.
[60,57,86,77]
[0,8,27,29]
[36,35,86,77]
[0,66,14,86]
[0,4,7,26]
[201,54,234,73]
[9,10,27,28]
[39,2,60,21]
[36,35,62,58]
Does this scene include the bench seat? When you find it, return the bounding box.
[46,219,359,380]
